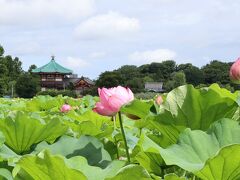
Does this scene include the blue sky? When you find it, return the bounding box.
[0,0,240,79]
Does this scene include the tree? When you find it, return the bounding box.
[125,77,144,93]
[67,82,75,91]
[0,63,7,77]
[164,71,186,91]
[177,63,204,85]
[28,64,37,73]
[201,60,231,85]
[147,61,176,81]
[15,73,38,98]
[0,79,7,97]
[0,45,4,57]
[96,71,123,88]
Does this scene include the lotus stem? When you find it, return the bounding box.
[114,137,120,159]
[112,116,119,159]
[118,111,131,163]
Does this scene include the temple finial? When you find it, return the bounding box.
[51,55,55,61]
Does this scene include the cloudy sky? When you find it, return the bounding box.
[1,0,240,79]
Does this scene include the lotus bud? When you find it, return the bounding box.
[60,104,71,113]
[230,58,240,84]
[155,95,163,105]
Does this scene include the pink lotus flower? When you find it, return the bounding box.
[155,95,163,105]
[230,58,240,84]
[93,86,134,116]
[60,104,71,113]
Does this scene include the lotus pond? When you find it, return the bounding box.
[0,84,239,180]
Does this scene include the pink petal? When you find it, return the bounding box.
[108,95,125,112]
[126,88,134,102]
[94,102,116,116]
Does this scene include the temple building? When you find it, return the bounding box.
[32,56,94,94]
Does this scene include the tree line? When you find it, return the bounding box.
[87,59,238,95]
[0,44,238,98]
[0,45,39,98]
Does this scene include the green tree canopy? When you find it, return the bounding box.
[177,63,204,85]
[0,45,4,57]
[164,71,186,91]
[96,71,123,88]
[201,60,231,85]
[28,64,37,73]
[15,73,38,98]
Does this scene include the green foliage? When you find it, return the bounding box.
[106,164,152,180]
[148,84,239,145]
[34,135,112,168]
[0,45,4,57]
[134,92,159,99]
[16,150,87,180]
[94,59,236,92]
[0,79,7,97]
[27,64,37,73]
[3,56,23,82]
[196,144,240,180]
[81,86,98,96]
[37,89,77,98]
[0,84,238,179]
[177,63,204,85]
[15,73,39,98]
[159,119,240,171]
[96,71,123,88]
[66,156,125,180]
[0,111,67,154]
[202,60,232,84]
[164,71,186,91]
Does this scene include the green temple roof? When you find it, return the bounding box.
[32,56,73,74]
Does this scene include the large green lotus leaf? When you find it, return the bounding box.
[70,110,111,123]
[26,95,64,112]
[0,124,20,163]
[208,84,240,121]
[0,168,13,180]
[134,133,165,176]
[148,85,239,144]
[121,99,155,128]
[208,83,239,102]
[15,151,87,180]
[0,111,67,154]
[0,132,4,148]
[159,119,240,173]
[121,99,154,120]
[33,135,112,168]
[106,164,152,180]
[196,144,240,180]
[164,173,186,180]
[66,156,125,180]
[80,95,97,109]
[63,110,113,138]
[0,145,20,164]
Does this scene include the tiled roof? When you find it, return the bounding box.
[32,58,73,74]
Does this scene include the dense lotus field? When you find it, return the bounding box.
[0,84,239,180]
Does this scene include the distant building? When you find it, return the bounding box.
[145,82,164,92]
[32,56,94,94]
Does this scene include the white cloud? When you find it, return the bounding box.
[0,0,95,26]
[129,49,177,64]
[74,11,140,40]
[89,52,106,58]
[60,57,90,70]
[12,42,42,55]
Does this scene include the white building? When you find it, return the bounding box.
[145,82,164,92]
